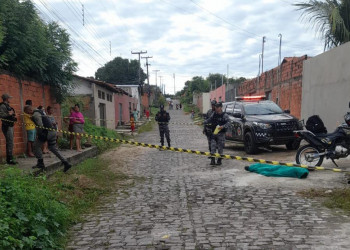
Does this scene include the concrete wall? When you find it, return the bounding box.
[202,93,210,114]
[301,42,350,130]
[116,85,140,117]
[114,93,138,126]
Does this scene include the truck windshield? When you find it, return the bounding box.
[243,102,283,115]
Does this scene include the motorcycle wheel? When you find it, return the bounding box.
[295,145,324,167]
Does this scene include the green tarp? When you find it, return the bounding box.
[245,163,309,179]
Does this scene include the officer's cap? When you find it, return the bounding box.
[2,93,12,100]
[211,100,217,105]
[215,102,223,107]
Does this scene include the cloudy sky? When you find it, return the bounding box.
[33,0,325,94]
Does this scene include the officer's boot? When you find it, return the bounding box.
[6,155,16,165]
[216,158,222,166]
[63,161,72,173]
[33,159,45,169]
[167,141,171,147]
[210,157,216,166]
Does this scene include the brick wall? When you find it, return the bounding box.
[237,55,307,119]
[0,70,61,157]
[210,84,226,103]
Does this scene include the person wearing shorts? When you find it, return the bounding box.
[71,104,85,152]
[23,103,35,157]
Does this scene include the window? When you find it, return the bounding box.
[98,90,102,99]
[101,91,105,100]
[225,104,234,115]
[106,93,112,102]
[234,103,242,113]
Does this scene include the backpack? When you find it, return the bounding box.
[306,115,327,134]
[34,109,53,130]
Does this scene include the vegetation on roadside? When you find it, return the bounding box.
[137,119,156,134]
[0,156,132,249]
[0,0,77,103]
[299,188,350,213]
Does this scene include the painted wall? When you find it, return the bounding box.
[92,84,115,129]
[115,85,140,117]
[114,93,138,127]
[301,42,350,129]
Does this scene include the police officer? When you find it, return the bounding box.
[155,104,171,148]
[32,106,72,172]
[204,102,230,166]
[0,94,17,165]
[203,100,217,152]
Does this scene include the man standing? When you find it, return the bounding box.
[23,100,36,157]
[0,94,17,165]
[155,104,171,148]
[32,106,72,172]
[204,102,230,166]
[203,100,217,152]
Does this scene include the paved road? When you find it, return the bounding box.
[67,109,350,250]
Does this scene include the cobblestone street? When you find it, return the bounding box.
[67,109,350,250]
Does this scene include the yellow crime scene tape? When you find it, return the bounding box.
[0,117,347,173]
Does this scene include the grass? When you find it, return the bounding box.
[299,187,350,213]
[138,119,156,133]
[0,155,135,249]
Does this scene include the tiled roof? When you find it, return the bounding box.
[74,75,120,93]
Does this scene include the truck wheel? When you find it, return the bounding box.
[286,139,301,150]
[244,132,257,154]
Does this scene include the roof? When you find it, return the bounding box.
[74,75,131,96]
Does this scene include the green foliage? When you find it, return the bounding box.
[83,120,124,153]
[0,168,70,249]
[0,0,77,103]
[95,57,147,85]
[295,0,350,49]
[0,155,132,249]
[137,119,156,133]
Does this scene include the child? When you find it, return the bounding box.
[146,109,150,120]
[130,113,135,135]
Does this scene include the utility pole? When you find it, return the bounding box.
[278,34,282,82]
[82,4,84,26]
[131,50,147,86]
[109,41,111,56]
[227,64,229,85]
[159,76,163,95]
[261,36,266,73]
[173,73,176,96]
[153,70,160,103]
[142,56,152,106]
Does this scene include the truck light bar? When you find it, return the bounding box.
[236,95,267,101]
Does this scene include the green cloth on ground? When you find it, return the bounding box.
[246,163,309,179]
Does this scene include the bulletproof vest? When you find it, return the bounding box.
[0,102,17,127]
[210,112,227,133]
[157,110,170,123]
[34,109,53,129]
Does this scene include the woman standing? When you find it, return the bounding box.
[71,104,85,152]
[64,107,75,150]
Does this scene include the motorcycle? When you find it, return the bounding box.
[294,102,350,168]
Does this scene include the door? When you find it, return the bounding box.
[119,103,122,125]
[224,103,235,140]
[99,103,106,127]
[232,102,244,141]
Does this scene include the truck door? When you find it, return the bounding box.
[224,103,235,140]
[232,102,244,141]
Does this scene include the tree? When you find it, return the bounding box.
[295,0,350,49]
[0,0,77,103]
[95,57,147,85]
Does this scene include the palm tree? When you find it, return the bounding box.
[295,0,350,49]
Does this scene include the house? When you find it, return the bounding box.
[115,85,141,118]
[113,86,138,126]
[72,76,118,129]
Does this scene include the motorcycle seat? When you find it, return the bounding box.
[316,131,341,141]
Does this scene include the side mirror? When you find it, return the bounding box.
[232,113,243,118]
[284,110,290,114]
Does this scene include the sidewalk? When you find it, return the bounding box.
[14,146,98,176]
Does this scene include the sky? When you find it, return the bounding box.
[32,0,325,94]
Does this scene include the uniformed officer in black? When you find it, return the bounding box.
[203,100,216,152]
[204,102,230,166]
[155,104,171,147]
